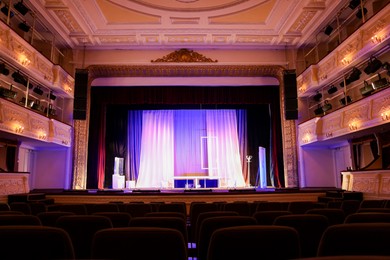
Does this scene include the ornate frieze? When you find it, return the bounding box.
[151,49,218,63]
[342,103,370,129]
[49,120,72,146]
[0,173,29,195]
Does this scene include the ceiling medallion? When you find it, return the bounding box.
[151,48,218,63]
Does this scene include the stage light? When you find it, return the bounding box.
[382,62,390,76]
[49,92,56,100]
[18,22,30,32]
[14,1,29,15]
[348,67,361,83]
[327,85,337,95]
[1,6,14,18]
[364,57,382,75]
[324,25,333,36]
[340,96,352,106]
[313,92,322,102]
[349,0,360,9]
[33,86,43,95]
[12,71,27,86]
[322,101,332,113]
[356,7,367,19]
[360,80,374,96]
[0,63,9,75]
[314,106,323,116]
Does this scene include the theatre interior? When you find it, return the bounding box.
[1,0,390,259]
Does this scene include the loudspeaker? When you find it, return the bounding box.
[73,69,88,120]
[283,70,298,120]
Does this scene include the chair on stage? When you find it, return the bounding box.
[91,227,187,260]
[93,212,132,227]
[207,225,300,260]
[37,211,75,227]
[197,215,257,260]
[305,208,346,225]
[0,226,75,259]
[317,223,390,257]
[344,212,390,223]
[273,214,329,258]
[55,214,113,259]
[252,210,292,225]
[0,215,42,226]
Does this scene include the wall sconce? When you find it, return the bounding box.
[302,133,311,144]
[38,132,47,140]
[341,57,350,65]
[348,122,358,131]
[381,112,390,121]
[19,55,31,66]
[326,132,333,138]
[371,35,382,44]
[15,124,24,133]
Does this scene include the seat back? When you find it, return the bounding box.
[0,225,75,259]
[207,225,300,260]
[91,227,187,260]
[37,211,75,227]
[197,216,257,260]
[305,208,345,225]
[123,203,153,217]
[287,201,323,214]
[0,215,42,226]
[274,214,329,258]
[317,223,390,256]
[222,202,251,216]
[58,204,88,215]
[55,215,113,259]
[252,210,292,225]
[93,212,132,227]
[344,212,390,223]
[86,203,120,214]
[158,202,187,216]
[194,211,239,242]
[129,216,188,243]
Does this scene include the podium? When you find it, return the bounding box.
[112,174,125,189]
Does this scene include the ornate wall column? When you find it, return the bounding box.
[72,64,298,189]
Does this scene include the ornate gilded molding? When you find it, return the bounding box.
[72,64,299,189]
[151,49,218,63]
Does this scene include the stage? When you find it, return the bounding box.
[28,187,342,214]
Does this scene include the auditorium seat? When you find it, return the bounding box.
[197,215,257,260]
[55,214,113,259]
[305,208,345,225]
[57,203,88,215]
[0,226,75,259]
[359,199,386,209]
[341,200,361,216]
[222,201,251,216]
[194,211,239,244]
[123,202,153,217]
[188,202,219,242]
[37,211,75,227]
[252,210,292,225]
[207,225,300,260]
[145,211,186,220]
[317,223,390,256]
[287,201,324,214]
[29,202,48,215]
[91,227,187,260]
[358,208,390,213]
[158,202,187,216]
[273,214,329,258]
[0,210,24,215]
[255,201,289,211]
[129,216,188,244]
[86,203,120,214]
[93,212,132,227]
[0,203,10,211]
[9,202,32,215]
[344,212,390,223]
[0,215,42,226]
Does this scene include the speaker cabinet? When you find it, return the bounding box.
[73,69,88,120]
[283,70,298,120]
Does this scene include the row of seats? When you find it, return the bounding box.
[1,210,390,259]
[1,220,390,259]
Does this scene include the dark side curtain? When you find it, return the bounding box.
[88,86,283,189]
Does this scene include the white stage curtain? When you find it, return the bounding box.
[135,109,245,188]
[136,110,174,188]
[206,110,245,187]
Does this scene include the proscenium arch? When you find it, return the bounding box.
[72,64,298,189]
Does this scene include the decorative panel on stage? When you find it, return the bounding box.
[173,176,219,189]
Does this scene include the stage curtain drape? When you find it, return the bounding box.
[133,109,245,188]
[127,110,142,182]
[88,86,283,189]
